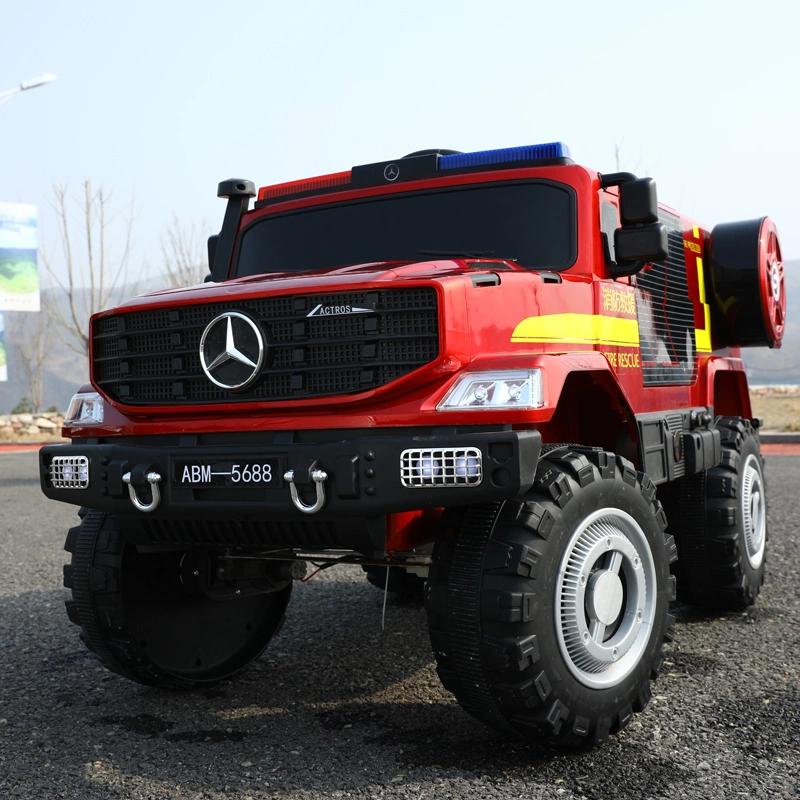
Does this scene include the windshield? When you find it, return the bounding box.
[234,180,575,277]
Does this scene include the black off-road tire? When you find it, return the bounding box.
[671,417,767,609]
[425,448,677,747]
[62,510,291,687]
[362,565,425,599]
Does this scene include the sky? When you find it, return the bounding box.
[2,0,799,285]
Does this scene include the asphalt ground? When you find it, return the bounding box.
[0,451,797,800]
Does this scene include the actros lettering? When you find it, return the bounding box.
[307,303,374,317]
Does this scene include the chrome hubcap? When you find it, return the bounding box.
[555,508,657,689]
[742,454,766,569]
[771,261,781,304]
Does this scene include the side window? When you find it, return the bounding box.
[600,198,619,265]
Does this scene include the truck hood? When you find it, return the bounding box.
[109,259,518,313]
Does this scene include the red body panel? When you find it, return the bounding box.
[71,163,748,441]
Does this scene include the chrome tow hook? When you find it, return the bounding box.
[284,468,328,514]
[122,471,162,513]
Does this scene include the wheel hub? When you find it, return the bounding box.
[771,260,781,303]
[742,454,766,569]
[555,509,657,689]
[587,569,624,626]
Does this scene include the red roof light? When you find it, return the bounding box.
[257,170,351,201]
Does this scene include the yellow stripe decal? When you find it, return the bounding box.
[695,304,713,353]
[692,225,699,238]
[511,314,640,347]
[696,256,706,303]
[694,256,713,351]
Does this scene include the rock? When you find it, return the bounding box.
[34,418,58,430]
[23,426,41,436]
[16,414,34,424]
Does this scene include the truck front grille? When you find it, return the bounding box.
[92,287,439,405]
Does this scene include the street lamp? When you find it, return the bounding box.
[0,73,57,108]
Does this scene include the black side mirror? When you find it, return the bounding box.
[599,172,668,278]
[614,225,668,265]
[619,178,659,226]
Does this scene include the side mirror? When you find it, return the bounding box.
[614,225,668,266]
[599,172,668,278]
[619,178,659,226]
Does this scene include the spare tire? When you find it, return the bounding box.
[708,217,785,348]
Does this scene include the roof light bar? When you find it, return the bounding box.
[438,142,571,171]
[257,170,351,202]
[255,142,572,205]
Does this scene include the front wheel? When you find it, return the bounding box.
[63,510,291,687]
[425,448,677,747]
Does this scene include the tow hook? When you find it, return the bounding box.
[284,465,328,514]
[122,470,162,513]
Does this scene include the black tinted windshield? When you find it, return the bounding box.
[235,180,575,277]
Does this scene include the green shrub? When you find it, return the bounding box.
[11,397,34,414]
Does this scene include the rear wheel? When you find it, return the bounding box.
[671,417,767,609]
[63,510,291,687]
[425,448,676,747]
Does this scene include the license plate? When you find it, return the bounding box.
[173,459,282,488]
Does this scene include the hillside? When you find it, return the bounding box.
[0,262,797,413]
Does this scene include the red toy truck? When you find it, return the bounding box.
[40,142,786,747]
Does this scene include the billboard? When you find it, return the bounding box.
[0,312,6,382]
[0,202,40,311]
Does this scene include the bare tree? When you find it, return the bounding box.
[7,298,57,412]
[40,180,136,355]
[160,214,209,288]
[612,139,642,174]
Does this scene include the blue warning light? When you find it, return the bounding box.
[438,142,571,171]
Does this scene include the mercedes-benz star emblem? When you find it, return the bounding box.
[383,163,400,182]
[199,311,265,390]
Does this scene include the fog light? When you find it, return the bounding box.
[401,447,483,488]
[50,456,90,489]
[414,455,441,479]
[455,455,480,478]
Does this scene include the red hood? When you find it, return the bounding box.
[107,258,519,314]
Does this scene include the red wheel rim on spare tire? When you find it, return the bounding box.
[758,218,786,346]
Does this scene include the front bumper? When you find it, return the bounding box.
[40,428,541,520]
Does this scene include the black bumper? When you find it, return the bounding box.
[39,429,541,520]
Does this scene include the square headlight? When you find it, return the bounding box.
[64,392,104,425]
[437,370,543,410]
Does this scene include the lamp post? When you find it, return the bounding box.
[0,73,57,108]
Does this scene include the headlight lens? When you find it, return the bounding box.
[437,369,544,410]
[64,392,104,425]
